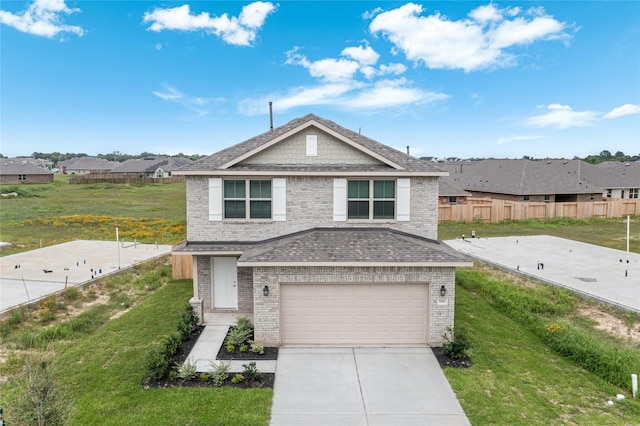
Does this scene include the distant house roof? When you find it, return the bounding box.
[176,114,446,176]
[595,161,640,189]
[0,160,54,175]
[66,157,119,171]
[174,228,472,267]
[110,157,192,174]
[438,178,472,197]
[437,159,630,195]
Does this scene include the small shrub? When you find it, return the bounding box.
[242,361,259,381]
[231,373,244,384]
[143,349,169,380]
[249,341,265,355]
[177,359,197,380]
[177,321,192,341]
[235,316,254,333]
[227,326,253,347]
[169,370,178,379]
[5,353,71,426]
[239,344,248,353]
[200,373,210,382]
[211,362,230,387]
[181,304,199,333]
[161,334,181,359]
[442,326,471,360]
[39,310,57,324]
[63,286,80,301]
[84,288,98,301]
[226,343,235,353]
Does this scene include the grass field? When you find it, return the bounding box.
[0,174,186,254]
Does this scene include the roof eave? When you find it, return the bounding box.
[173,170,448,177]
[237,261,473,267]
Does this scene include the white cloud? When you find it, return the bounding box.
[340,78,449,110]
[238,78,447,115]
[0,0,84,39]
[496,135,543,145]
[341,45,380,66]
[143,2,275,47]
[152,85,213,118]
[368,2,571,72]
[603,104,640,119]
[154,43,163,51]
[526,104,599,129]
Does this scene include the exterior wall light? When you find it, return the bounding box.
[440,285,447,297]
[263,285,270,296]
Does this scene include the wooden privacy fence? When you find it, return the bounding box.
[439,198,640,223]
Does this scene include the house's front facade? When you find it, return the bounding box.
[174,114,471,347]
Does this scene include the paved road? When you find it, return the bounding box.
[445,235,640,312]
[270,347,470,426]
[0,240,171,312]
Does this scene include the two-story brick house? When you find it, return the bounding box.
[173,114,471,347]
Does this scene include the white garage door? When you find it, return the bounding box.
[280,283,428,346]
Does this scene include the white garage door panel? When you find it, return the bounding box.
[281,283,428,346]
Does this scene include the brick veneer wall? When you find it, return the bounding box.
[0,174,53,184]
[252,266,455,347]
[186,175,439,241]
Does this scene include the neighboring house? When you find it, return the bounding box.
[438,178,472,205]
[110,157,192,178]
[596,161,640,199]
[173,114,471,347]
[438,159,633,203]
[62,157,120,174]
[152,157,193,178]
[0,159,54,184]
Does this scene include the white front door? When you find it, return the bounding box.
[212,257,238,309]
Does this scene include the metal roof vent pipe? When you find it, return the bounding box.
[269,101,274,131]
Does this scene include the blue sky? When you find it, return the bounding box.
[1,1,639,160]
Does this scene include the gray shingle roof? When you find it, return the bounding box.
[437,159,632,195]
[177,114,445,174]
[66,157,119,171]
[0,160,53,175]
[174,228,471,266]
[596,161,640,188]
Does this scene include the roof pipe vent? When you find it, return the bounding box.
[269,101,273,131]
[406,146,410,155]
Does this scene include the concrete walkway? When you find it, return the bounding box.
[270,347,470,426]
[186,313,276,374]
[445,235,640,313]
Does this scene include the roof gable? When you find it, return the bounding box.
[177,114,446,175]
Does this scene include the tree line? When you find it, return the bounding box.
[26,151,205,165]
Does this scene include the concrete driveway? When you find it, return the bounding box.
[270,347,470,426]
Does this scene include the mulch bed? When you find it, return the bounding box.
[432,347,472,369]
[142,325,276,389]
[216,342,278,360]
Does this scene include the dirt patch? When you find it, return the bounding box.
[577,306,640,343]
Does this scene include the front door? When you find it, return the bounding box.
[212,257,238,309]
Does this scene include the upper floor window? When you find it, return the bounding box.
[629,188,639,199]
[347,180,395,219]
[224,179,272,219]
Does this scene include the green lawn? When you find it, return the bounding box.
[449,288,640,424]
[0,275,272,425]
